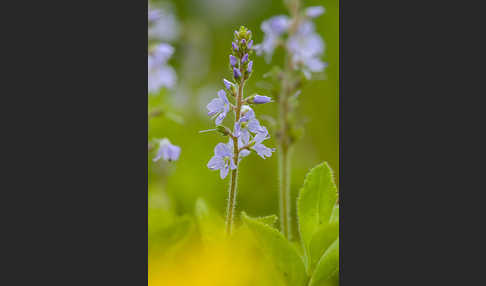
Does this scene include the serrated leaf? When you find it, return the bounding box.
[309,238,339,286]
[297,162,338,272]
[195,198,225,244]
[254,214,278,228]
[242,212,307,286]
[309,222,339,271]
[330,203,339,223]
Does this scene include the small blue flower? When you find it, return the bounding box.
[148,6,179,42]
[206,89,230,125]
[253,95,272,104]
[223,78,234,90]
[287,21,326,78]
[148,8,162,22]
[241,39,246,47]
[306,6,325,18]
[232,41,238,51]
[247,40,253,49]
[238,106,266,134]
[148,43,176,93]
[149,43,174,68]
[207,141,236,179]
[241,53,249,63]
[254,15,290,62]
[153,138,181,162]
[233,67,242,79]
[247,61,253,73]
[252,128,274,159]
[262,15,290,35]
[229,55,238,67]
[238,126,274,159]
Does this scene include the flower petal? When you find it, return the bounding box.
[207,98,224,116]
[207,155,224,170]
[214,142,231,157]
[220,164,230,179]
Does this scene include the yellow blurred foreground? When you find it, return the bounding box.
[149,228,285,286]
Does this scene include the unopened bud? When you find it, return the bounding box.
[247,95,272,104]
[216,125,231,136]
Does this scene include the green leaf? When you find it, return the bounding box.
[309,222,339,270]
[254,214,279,228]
[242,212,307,286]
[330,203,339,223]
[309,238,339,286]
[195,198,225,244]
[297,162,338,272]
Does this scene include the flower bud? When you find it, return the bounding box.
[229,55,238,67]
[233,67,241,79]
[306,6,325,18]
[247,95,272,104]
[216,125,231,136]
[247,61,253,73]
[223,78,233,90]
[241,53,249,63]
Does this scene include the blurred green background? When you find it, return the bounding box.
[149,0,338,240]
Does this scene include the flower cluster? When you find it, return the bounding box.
[148,43,176,92]
[148,4,180,162]
[205,26,274,179]
[148,4,179,42]
[254,6,326,79]
[148,5,179,93]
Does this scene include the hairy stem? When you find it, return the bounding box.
[278,0,300,240]
[225,76,245,236]
[226,168,238,235]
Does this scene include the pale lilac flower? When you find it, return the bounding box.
[247,61,253,73]
[206,89,230,125]
[207,141,236,179]
[148,8,162,22]
[153,138,181,162]
[238,106,266,135]
[241,39,246,47]
[247,40,253,49]
[287,21,326,78]
[241,53,249,63]
[253,95,272,104]
[232,41,238,51]
[223,78,234,90]
[148,43,174,68]
[238,126,274,159]
[254,15,290,62]
[252,128,274,159]
[148,65,176,92]
[233,67,242,79]
[229,55,238,67]
[306,6,325,18]
[148,7,179,42]
[148,43,176,92]
[262,15,290,35]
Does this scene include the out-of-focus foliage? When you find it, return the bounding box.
[243,162,339,285]
[148,0,339,284]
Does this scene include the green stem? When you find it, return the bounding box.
[225,76,244,236]
[226,168,238,235]
[278,144,292,239]
[278,0,300,240]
